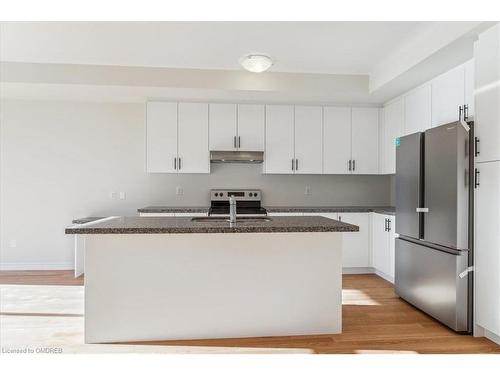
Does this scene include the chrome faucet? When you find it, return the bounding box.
[229,195,237,224]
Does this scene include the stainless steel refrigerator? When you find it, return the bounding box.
[395,121,473,333]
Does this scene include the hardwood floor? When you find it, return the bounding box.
[1,271,499,354]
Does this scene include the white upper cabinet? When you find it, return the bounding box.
[382,98,404,174]
[431,64,465,127]
[146,102,178,173]
[324,107,352,174]
[265,105,295,174]
[475,25,500,163]
[464,59,475,119]
[294,106,323,174]
[351,108,379,174]
[404,84,431,135]
[209,104,237,150]
[177,103,210,173]
[237,104,265,151]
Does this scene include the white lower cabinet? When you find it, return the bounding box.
[337,213,371,268]
[371,213,396,282]
[475,161,500,337]
[267,212,303,216]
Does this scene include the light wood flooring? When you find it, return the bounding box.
[1,271,499,354]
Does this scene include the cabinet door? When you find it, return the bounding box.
[387,215,396,279]
[404,84,431,135]
[237,104,264,151]
[464,59,475,119]
[264,105,295,174]
[339,213,371,268]
[209,104,237,151]
[178,103,209,174]
[146,102,178,173]
[475,161,500,335]
[371,213,390,275]
[475,26,500,163]
[294,106,323,174]
[383,98,404,174]
[323,107,351,174]
[431,64,465,127]
[267,212,304,216]
[351,108,379,174]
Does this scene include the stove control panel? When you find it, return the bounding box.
[210,189,261,201]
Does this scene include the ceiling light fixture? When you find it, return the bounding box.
[239,54,273,73]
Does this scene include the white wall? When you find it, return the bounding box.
[0,100,391,269]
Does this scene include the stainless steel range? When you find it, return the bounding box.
[208,189,267,217]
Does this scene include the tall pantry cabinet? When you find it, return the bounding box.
[474,23,500,344]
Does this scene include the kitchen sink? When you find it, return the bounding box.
[191,217,272,223]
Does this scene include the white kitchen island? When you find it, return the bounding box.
[65,216,358,344]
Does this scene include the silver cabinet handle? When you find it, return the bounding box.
[233,136,237,148]
[348,160,352,171]
[238,136,241,148]
[338,215,342,222]
[295,159,298,171]
[292,159,295,171]
[352,159,356,171]
[384,218,388,232]
[178,157,181,170]
[174,157,177,170]
[387,219,391,232]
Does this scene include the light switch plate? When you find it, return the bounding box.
[109,192,117,200]
[119,192,126,200]
[305,186,312,195]
[176,186,183,195]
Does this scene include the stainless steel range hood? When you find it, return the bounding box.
[210,151,264,164]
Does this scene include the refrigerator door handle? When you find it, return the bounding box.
[416,207,429,213]
[459,266,474,279]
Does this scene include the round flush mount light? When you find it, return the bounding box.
[239,54,273,73]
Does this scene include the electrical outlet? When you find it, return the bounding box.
[176,186,183,195]
[9,239,17,248]
[305,186,312,195]
[109,192,117,200]
[119,192,126,200]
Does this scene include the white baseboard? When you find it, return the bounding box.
[342,267,375,274]
[0,262,73,271]
[484,328,500,345]
[374,269,394,284]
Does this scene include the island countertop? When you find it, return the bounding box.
[65,215,359,234]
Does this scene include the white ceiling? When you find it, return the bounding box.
[1,21,435,75]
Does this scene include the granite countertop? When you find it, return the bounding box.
[264,206,395,215]
[137,206,395,215]
[65,216,359,234]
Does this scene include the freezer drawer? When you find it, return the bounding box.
[394,238,470,332]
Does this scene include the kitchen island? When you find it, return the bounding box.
[66,216,358,344]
